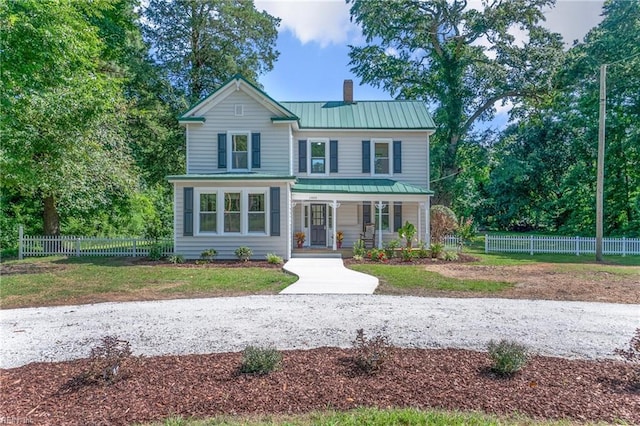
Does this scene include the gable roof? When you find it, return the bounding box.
[178,74,297,124]
[281,101,435,130]
[178,74,435,130]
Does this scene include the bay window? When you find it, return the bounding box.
[248,193,265,233]
[224,192,241,233]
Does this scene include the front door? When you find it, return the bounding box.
[310,204,327,246]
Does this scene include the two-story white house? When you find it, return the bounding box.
[169,75,435,259]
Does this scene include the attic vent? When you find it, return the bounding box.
[234,104,244,116]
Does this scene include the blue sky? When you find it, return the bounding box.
[256,0,606,114]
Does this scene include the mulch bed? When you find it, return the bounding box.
[2,348,638,426]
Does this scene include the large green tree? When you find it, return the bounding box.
[143,0,280,105]
[347,0,565,204]
[480,0,639,236]
[1,0,137,236]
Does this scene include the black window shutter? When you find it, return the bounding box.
[363,202,371,226]
[270,187,280,236]
[362,140,371,173]
[329,140,338,173]
[183,187,194,236]
[217,133,227,168]
[393,140,402,173]
[298,140,307,173]
[394,202,403,232]
[251,133,261,168]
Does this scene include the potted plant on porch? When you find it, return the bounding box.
[295,231,306,248]
[336,231,344,249]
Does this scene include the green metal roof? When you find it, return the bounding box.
[292,178,432,195]
[280,101,435,130]
[167,172,296,181]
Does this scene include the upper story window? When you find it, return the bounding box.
[230,132,249,170]
[373,140,391,175]
[310,139,327,174]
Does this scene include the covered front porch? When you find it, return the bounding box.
[290,178,432,253]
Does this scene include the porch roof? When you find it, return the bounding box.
[292,178,432,195]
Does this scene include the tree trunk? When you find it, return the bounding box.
[43,195,60,236]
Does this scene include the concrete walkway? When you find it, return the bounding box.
[281,258,378,294]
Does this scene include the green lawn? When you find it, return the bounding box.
[0,256,297,309]
[464,235,640,266]
[349,263,512,294]
[143,408,587,426]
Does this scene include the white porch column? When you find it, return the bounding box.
[375,201,386,249]
[300,202,305,247]
[289,199,296,259]
[331,200,340,250]
[424,198,431,246]
[418,203,423,245]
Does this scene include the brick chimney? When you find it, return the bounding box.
[343,79,354,104]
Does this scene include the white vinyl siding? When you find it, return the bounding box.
[293,131,429,189]
[187,90,290,174]
[175,181,288,259]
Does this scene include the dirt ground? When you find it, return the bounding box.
[417,262,640,304]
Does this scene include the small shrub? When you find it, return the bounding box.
[443,251,458,261]
[383,239,401,258]
[200,248,217,262]
[239,346,282,375]
[398,221,417,248]
[235,246,253,262]
[430,205,458,243]
[455,216,476,245]
[352,254,363,262]
[416,241,430,258]
[352,329,392,374]
[168,254,185,264]
[366,248,388,262]
[148,243,163,261]
[487,339,529,376]
[88,336,134,384]
[400,247,416,262]
[353,239,366,257]
[430,242,444,259]
[265,253,283,265]
[615,328,640,387]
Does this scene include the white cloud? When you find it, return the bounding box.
[255,0,360,48]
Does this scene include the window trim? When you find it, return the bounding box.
[227,131,251,171]
[308,138,329,176]
[194,187,269,236]
[371,138,393,176]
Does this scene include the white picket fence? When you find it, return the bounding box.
[18,226,173,259]
[485,234,640,256]
[443,235,463,251]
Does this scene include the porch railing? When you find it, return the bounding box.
[484,234,640,256]
[18,226,173,259]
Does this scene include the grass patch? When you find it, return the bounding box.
[350,264,512,293]
[142,407,586,425]
[0,257,297,309]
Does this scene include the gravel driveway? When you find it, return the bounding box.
[1,295,638,369]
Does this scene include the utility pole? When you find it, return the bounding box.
[596,64,606,262]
